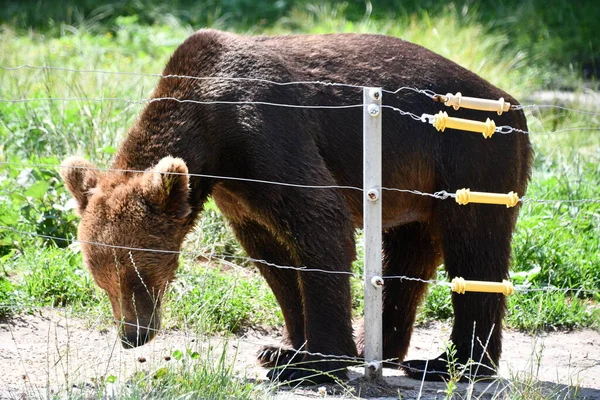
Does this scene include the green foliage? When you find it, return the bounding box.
[0,250,26,318]
[184,200,250,267]
[11,247,101,308]
[0,0,596,74]
[0,157,78,251]
[169,203,283,334]
[98,345,259,399]
[350,231,365,316]
[0,275,19,318]
[418,271,454,322]
[512,158,600,296]
[507,291,599,332]
[504,106,600,331]
[0,0,289,33]
[357,0,598,78]
[164,263,282,334]
[441,341,459,398]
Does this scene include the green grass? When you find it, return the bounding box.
[99,344,261,399]
[10,247,100,308]
[164,262,283,334]
[0,1,599,397]
[0,274,20,319]
[0,244,281,333]
[1,0,597,77]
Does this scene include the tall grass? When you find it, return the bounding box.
[1,0,597,75]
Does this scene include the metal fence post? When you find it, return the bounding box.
[363,87,383,380]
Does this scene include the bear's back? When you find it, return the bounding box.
[143,30,531,213]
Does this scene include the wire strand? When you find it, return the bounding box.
[1,226,598,296]
[0,160,457,197]
[0,64,367,91]
[3,64,600,115]
[3,96,599,136]
[0,64,450,101]
[382,105,600,136]
[513,104,600,115]
[521,197,600,204]
[0,96,365,110]
[496,126,600,135]
[4,160,600,205]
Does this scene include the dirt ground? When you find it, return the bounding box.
[1,310,599,399]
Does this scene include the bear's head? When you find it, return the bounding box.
[60,156,191,348]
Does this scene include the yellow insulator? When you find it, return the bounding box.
[451,277,514,296]
[432,111,496,138]
[443,92,511,115]
[455,188,520,208]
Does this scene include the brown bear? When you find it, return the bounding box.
[61,29,532,383]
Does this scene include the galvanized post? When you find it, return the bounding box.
[363,87,383,380]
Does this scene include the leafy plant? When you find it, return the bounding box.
[0,156,78,250]
[97,343,259,399]
[419,272,454,322]
[0,276,19,319]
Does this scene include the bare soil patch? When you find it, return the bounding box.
[1,310,598,399]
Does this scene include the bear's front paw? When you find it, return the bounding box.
[257,346,299,368]
[266,358,349,385]
[401,354,496,382]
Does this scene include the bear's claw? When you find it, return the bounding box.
[258,347,348,384]
[257,346,298,369]
[266,360,348,385]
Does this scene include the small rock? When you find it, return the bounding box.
[318,386,327,397]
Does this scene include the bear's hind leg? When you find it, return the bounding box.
[403,205,517,381]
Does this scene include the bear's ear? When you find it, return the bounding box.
[60,156,100,216]
[143,156,191,219]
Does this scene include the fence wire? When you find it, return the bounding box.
[1,97,369,111]
[3,64,600,116]
[0,307,550,400]
[0,64,442,99]
[512,104,600,115]
[1,225,598,297]
[2,160,599,205]
[2,95,598,137]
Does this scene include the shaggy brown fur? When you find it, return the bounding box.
[61,30,532,383]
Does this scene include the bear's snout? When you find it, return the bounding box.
[120,324,156,348]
